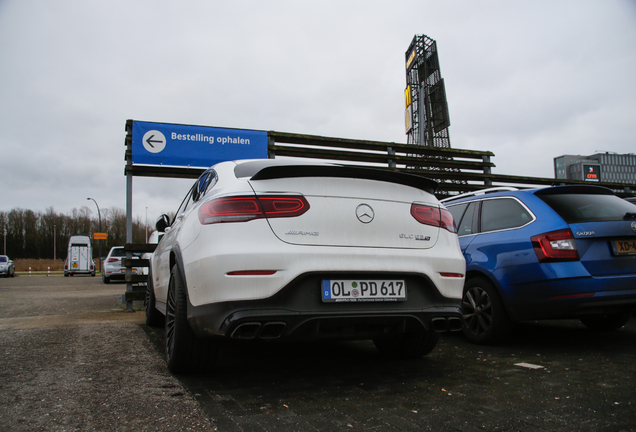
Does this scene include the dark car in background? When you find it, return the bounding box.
[442,185,636,344]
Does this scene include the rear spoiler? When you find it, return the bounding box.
[249,164,438,194]
[534,185,614,196]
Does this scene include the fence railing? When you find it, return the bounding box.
[268,131,636,196]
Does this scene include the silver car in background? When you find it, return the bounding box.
[0,255,15,277]
[102,246,141,283]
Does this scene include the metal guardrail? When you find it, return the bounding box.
[266,131,636,197]
[122,243,157,309]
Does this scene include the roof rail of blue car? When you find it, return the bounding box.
[440,187,520,203]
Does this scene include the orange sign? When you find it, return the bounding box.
[93,233,107,240]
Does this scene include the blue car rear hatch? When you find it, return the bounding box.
[535,186,636,277]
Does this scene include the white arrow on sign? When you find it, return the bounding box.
[142,130,166,153]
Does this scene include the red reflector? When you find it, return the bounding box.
[411,204,457,233]
[531,229,579,263]
[439,272,464,278]
[226,270,277,276]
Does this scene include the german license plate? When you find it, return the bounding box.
[322,280,406,303]
[612,239,636,256]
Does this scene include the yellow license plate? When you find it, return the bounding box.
[612,239,636,256]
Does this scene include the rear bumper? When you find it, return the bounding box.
[103,268,139,280]
[64,270,94,275]
[187,272,462,340]
[495,263,636,320]
[180,222,465,307]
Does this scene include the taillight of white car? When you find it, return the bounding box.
[410,204,457,233]
[198,195,310,224]
[531,229,579,262]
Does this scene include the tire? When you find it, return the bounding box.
[373,328,439,359]
[165,264,217,374]
[102,275,110,284]
[580,313,632,331]
[461,277,514,344]
[145,269,164,327]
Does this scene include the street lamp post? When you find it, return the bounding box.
[86,198,102,273]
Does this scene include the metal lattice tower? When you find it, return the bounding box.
[405,35,451,148]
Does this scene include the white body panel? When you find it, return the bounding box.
[179,218,464,307]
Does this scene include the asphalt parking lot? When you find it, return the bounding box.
[1,276,635,431]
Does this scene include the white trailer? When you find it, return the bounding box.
[64,235,95,277]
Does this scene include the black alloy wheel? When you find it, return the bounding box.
[144,269,164,327]
[461,277,513,344]
[165,264,217,374]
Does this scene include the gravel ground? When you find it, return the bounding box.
[0,275,214,431]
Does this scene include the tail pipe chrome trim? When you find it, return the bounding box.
[230,322,261,339]
[431,317,463,333]
[230,321,287,339]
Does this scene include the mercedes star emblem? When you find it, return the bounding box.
[356,204,375,224]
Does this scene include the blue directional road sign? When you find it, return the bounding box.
[131,121,268,167]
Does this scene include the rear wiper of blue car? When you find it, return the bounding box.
[624,212,636,220]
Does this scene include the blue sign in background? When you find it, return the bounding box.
[131,121,268,167]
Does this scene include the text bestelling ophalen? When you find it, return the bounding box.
[171,132,251,145]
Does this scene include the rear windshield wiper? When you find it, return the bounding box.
[624,212,636,220]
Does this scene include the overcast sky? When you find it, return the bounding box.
[1,0,635,224]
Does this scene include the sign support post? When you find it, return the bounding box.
[126,122,134,312]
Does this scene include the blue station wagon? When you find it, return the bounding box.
[443,185,636,344]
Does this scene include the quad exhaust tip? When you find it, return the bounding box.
[431,317,463,332]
